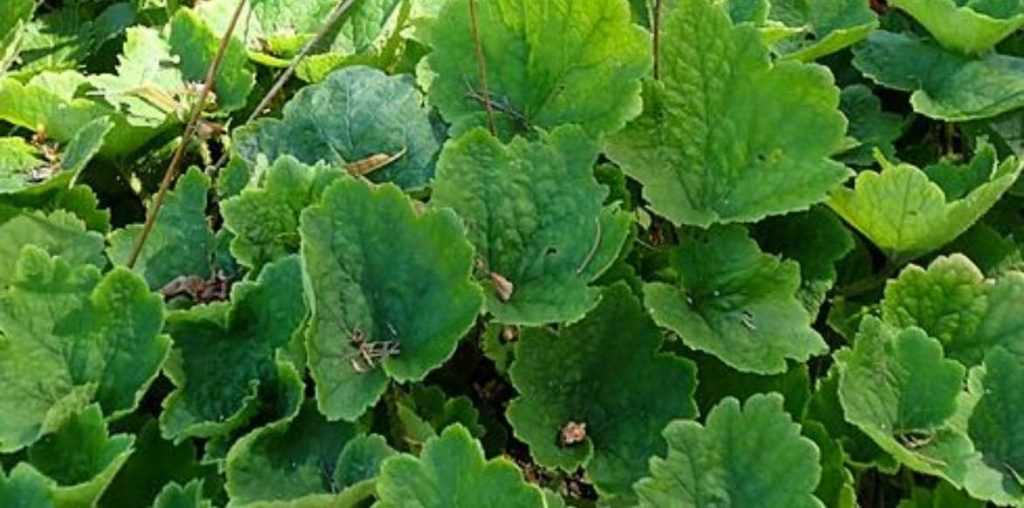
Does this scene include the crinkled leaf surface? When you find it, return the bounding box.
[225,401,383,507]
[828,151,1022,261]
[376,424,545,508]
[153,480,213,508]
[891,0,1024,54]
[0,247,167,453]
[300,178,481,421]
[25,405,134,508]
[606,0,851,227]
[0,71,157,157]
[882,255,1024,366]
[960,347,1024,504]
[432,126,630,325]
[635,394,824,508]
[836,317,973,481]
[420,0,650,138]
[854,31,1024,121]
[91,26,184,127]
[108,168,216,290]
[233,66,440,190]
[221,157,343,271]
[169,8,254,113]
[507,283,698,496]
[0,116,112,196]
[768,0,878,61]
[645,225,827,374]
[0,210,104,288]
[160,256,306,441]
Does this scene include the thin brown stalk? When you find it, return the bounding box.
[652,0,662,79]
[467,0,497,136]
[126,0,248,268]
[208,0,361,173]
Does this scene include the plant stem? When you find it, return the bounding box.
[126,0,248,268]
[467,0,497,136]
[208,0,360,173]
[652,0,662,79]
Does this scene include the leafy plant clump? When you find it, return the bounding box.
[4,0,1024,506]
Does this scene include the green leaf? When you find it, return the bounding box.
[225,401,383,506]
[898,481,985,508]
[606,0,851,227]
[25,405,134,508]
[160,255,306,441]
[752,206,855,313]
[806,367,895,469]
[803,421,858,508]
[0,210,105,288]
[692,351,811,420]
[838,84,905,166]
[376,424,545,508]
[768,0,878,61]
[0,0,35,69]
[961,347,1024,505]
[0,116,112,196]
[108,168,216,290]
[431,126,630,325]
[91,26,184,127]
[507,283,698,496]
[221,156,344,271]
[828,150,1021,261]
[835,317,973,481]
[644,225,827,374]
[882,254,1024,366]
[420,0,650,138]
[153,480,213,508]
[301,178,482,421]
[891,0,1024,54]
[393,385,484,451]
[0,247,168,452]
[853,31,1024,121]
[0,464,55,508]
[0,72,159,158]
[169,8,254,112]
[233,66,441,190]
[635,394,824,508]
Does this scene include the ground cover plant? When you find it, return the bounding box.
[2,0,1024,506]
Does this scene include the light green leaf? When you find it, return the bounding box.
[0,210,105,288]
[108,168,216,290]
[160,255,306,441]
[806,367,895,469]
[221,157,344,271]
[0,247,168,453]
[432,126,630,325]
[962,347,1024,505]
[768,0,878,61]
[420,0,650,138]
[507,283,698,496]
[644,225,827,374]
[803,421,858,508]
[376,424,545,508]
[635,394,824,508]
[153,480,213,508]
[897,481,985,508]
[828,150,1021,261]
[0,71,159,158]
[169,8,254,112]
[0,463,55,508]
[25,405,134,508]
[0,116,112,196]
[835,317,973,481]
[882,254,1024,366]
[233,66,440,190]
[853,31,1024,121]
[300,178,482,421]
[606,0,851,227]
[91,26,184,127]
[225,401,383,507]
[0,0,35,71]
[891,0,1024,54]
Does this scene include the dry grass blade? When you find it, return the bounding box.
[468,0,497,136]
[126,0,249,268]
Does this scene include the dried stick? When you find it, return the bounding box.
[208,0,361,173]
[126,0,248,268]
[467,0,497,136]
